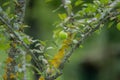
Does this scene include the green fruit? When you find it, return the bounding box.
[59,31,68,39]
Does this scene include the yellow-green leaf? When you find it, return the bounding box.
[58,13,67,20]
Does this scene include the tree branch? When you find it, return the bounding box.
[48,0,120,79]
[60,0,120,68]
[0,8,41,69]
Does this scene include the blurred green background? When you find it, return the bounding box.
[0,0,120,80]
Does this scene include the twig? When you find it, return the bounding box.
[15,0,26,23]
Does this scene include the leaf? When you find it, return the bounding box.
[107,21,114,29]
[58,13,67,20]
[2,1,10,7]
[75,0,83,6]
[6,7,11,15]
[40,40,46,46]
[46,47,54,50]
[117,22,120,31]
[117,15,120,21]
[23,37,31,45]
[53,29,61,38]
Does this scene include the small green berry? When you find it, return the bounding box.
[59,31,68,39]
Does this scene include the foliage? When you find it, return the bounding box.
[0,0,120,80]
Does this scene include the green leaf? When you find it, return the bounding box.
[117,22,120,31]
[58,13,67,20]
[2,1,10,7]
[23,37,31,45]
[107,21,114,29]
[117,15,120,21]
[53,29,61,39]
[75,0,83,6]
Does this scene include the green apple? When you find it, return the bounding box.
[59,31,68,39]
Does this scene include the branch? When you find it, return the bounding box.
[60,0,120,68]
[61,12,120,68]
[0,8,41,69]
[15,0,26,23]
[50,11,120,80]
[49,0,120,79]
[1,1,27,79]
[14,1,27,79]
